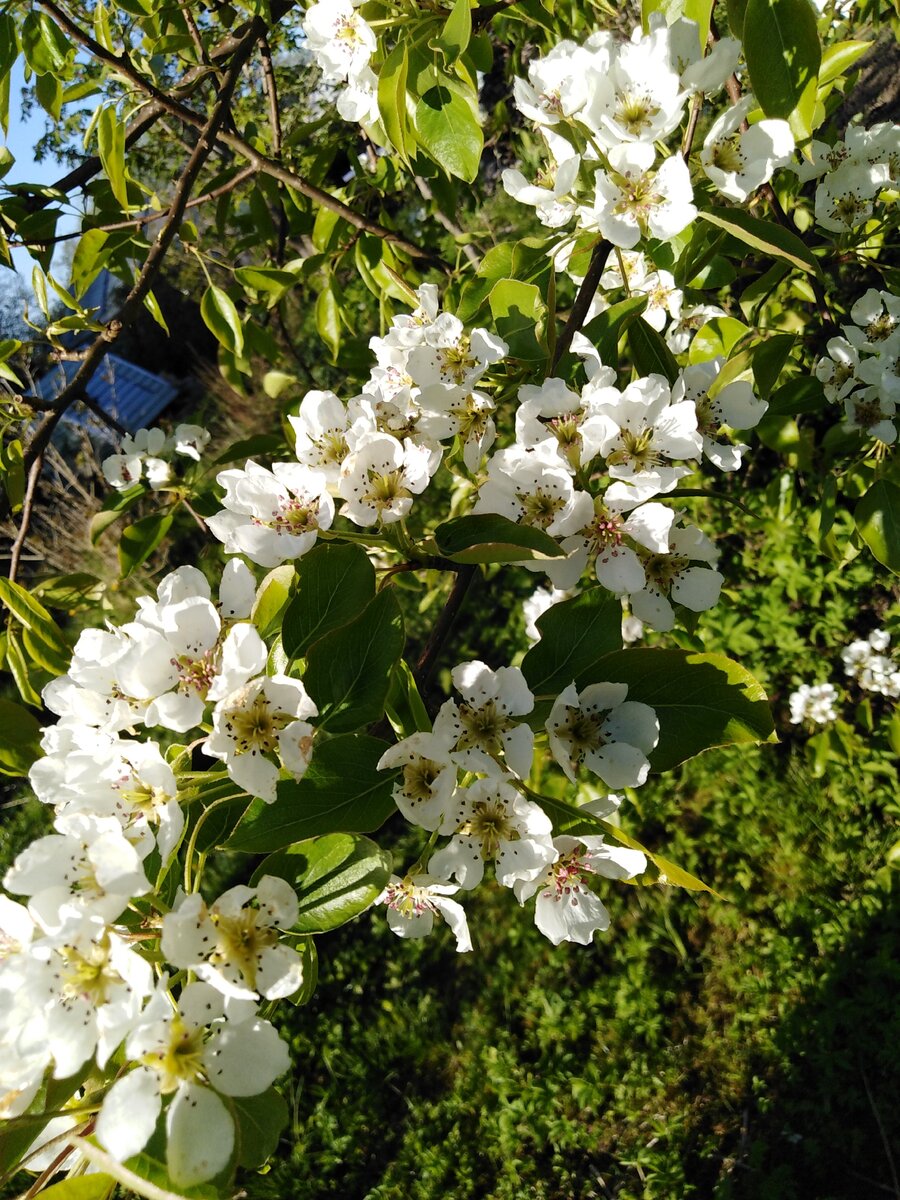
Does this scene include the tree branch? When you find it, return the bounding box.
[37,0,449,268]
[414,565,477,694]
[258,35,288,264]
[7,453,43,583]
[551,239,612,371]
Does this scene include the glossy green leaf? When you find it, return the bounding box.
[574,648,776,771]
[25,1178,115,1200]
[281,542,375,660]
[522,588,624,698]
[0,698,42,776]
[227,735,398,852]
[315,282,341,361]
[628,318,679,383]
[414,85,483,182]
[743,0,820,139]
[818,39,870,87]
[377,43,411,163]
[118,512,174,577]
[21,11,72,75]
[855,480,900,575]
[433,0,472,63]
[234,265,298,303]
[433,514,565,563]
[488,278,546,360]
[763,375,825,416]
[0,438,25,510]
[249,564,295,640]
[70,228,109,296]
[253,832,392,933]
[535,793,723,896]
[0,577,69,660]
[580,295,647,369]
[304,587,404,731]
[699,208,822,278]
[687,317,749,364]
[232,1090,289,1169]
[6,629,41,707]
[97,105,128,208]
[35,71,63,120]
[385,657,432,738]
[751,334,796,400]
[201,284,245,356]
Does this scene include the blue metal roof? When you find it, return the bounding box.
[32,354,179,435]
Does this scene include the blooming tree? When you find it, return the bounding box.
[0,0,896,1194]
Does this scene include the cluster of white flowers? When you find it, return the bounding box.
[301,0,379,124]
[788,682,839,725]
[814,288,900,444]
[101,424,210,490]
[796,124,899,233]
[471,345,766,630]
[503,18,794,244]
[207,286,507,562]
[841,628,900,698]
[377,661,651,948]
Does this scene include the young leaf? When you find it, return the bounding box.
[0,697,42,776]
[281,542,376,660]
[231,1091,289,1170]
[699,208,822,278]
[252,833,392,933]
[118,513,174,577]
[432,0,472,64]
[226,735,399,852]
[521,588,624,697]
[377,43,411,163]
[743,0,821,140]
[855,480,900,575]
[97,105,128,208]
[304,587,404,731]
[315,283,341,361]
[201,284,245,356]
[488,278,546,361]
[414,85,483,183]
[627,318,679,384]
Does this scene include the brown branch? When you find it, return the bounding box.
[258,35,288,264]
[552,239,612,371]
[22,1,299,216]
[414,565,477,694]
[3,24,259,521]
[37,0,448,268]
[7,454,43,583]
[9,166,259,247]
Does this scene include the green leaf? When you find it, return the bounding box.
[743,0,820,140]
[315,282,341,362]
[118,513,174,577]
[726,0,748,35]
[0,577,69,665]
[488,278,546,360]
[25,1178,115,1200]
[226,734,398,851]
[89,482,148,544]
[0,698,42,776]
[818,40,870,87]
[232,1090,289,1169]
[580,295,647,369]
[304,588,404,731]
[234,265,298,303]
[35,71,63,120]
[201,284,245,356]
[377,43,411,163]
[0,438,25,511]
[97,105,128,209]
[253,832,392,932]
[248,565,295,641]
[699,208,822,278]
[521,588,624,697]
[213,433,286,464]
[21,11,72,74]
[750,333,796,400]
[281,542,375,660]
[641,0,714,45]
[70,228,109,296]
[535,793,723,896]
[855,480,900,575]
[385,657,432,738]
[433,514,565,563]
[574,649,776,771]
[764,375,825,416]
[688,316,749,364]
[628,318,679,383]
[6,629,41,707]
[414,84,483,183]
[432,0,472,63]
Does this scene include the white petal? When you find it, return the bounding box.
[96,1068,161,1162]
[166,1083,233,1187]
[201,1018,290,1096]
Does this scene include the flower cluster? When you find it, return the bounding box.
[101,424,210,490]
[504,18,794,243]
[797,124,899,233]
[815,288,900,444]
[207,286,507,562]
[377,661,652,948]
[301,0,379,124]
[841,628,900,699]
[788,682,839,726]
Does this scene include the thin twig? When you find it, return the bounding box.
[258,35,288,263]
[414,564,477,693]
[4,21,259,522]
[37,0,448,268]
[681,93,703,161]
[9,166,258,248]
[7,454,43,583]
[551,239,612,371]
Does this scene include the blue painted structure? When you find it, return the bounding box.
[31,353,179,435]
